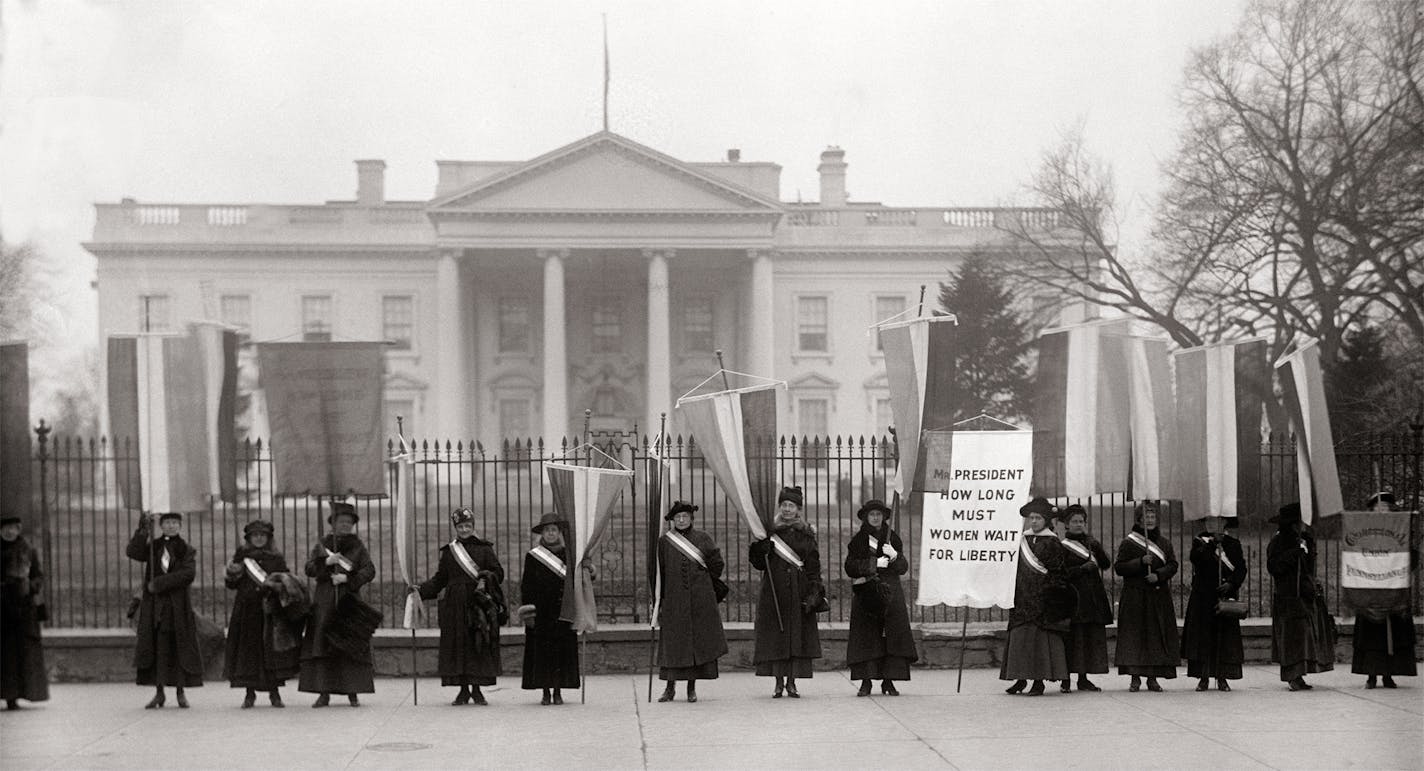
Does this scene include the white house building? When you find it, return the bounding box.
[86,131,1080,447]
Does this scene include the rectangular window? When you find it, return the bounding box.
[798,397,830,468]
[498,297,531,354]
[138,294,171,332]
[301,295,332,342]
[591,297,622,354]
[219,294,251,341]
[874,295,907,351]
[382,295,413,350]
[796,296,829,352]
[499,398,531,440]
[680,297,714,352]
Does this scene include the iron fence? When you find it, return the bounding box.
[26,425,1424,630]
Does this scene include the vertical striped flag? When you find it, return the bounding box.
[391,436,423,629]
[547,456,633,633]
[1169,339,1269,519]
[107,324,238,512]
[0,342,30,520]
[1118,333,1175,500]
[645,435,674,624]
[1276,340,1343,523]
[879,315,959,494]
[675,384,779,538]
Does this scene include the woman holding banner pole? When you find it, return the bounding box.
[223,519,299,708]
[1055,503,1112,693]
[519,513,580,705]
[413,507,506,706]
[1181,516,1247,692]
[1000,497,1072,696]
[844,499,917,697]
[1351,491,1415,689]
[749,486,824,698]
[655,501,728,703]
[299,501,378,707]
[127,512,204,708]
[1113,499,1179,692]
[1267,502,1337,691]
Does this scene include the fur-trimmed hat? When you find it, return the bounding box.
[326,501,358,525]
[1366,490,1396,508]
[530,512,567,534]
[243,519,274,538]
[1056,503,1088,522]
[665,501,698,521]
[856,499,892,521]
[159,512,183,524]
[1268,502,1302,525]
[1019,496,1057,518]
[450,507,475,527]
[777,486,804,508]
[1132,499,1162,522]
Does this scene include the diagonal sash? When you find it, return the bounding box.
[243,557,269,585]
[1196,536,1236,573]
[1127,531,1167,564]
[664,531,708,570]
[1060,538,1092,562]
[530,545,567,579]
[770,534,805,569]
[1019,534,1049,575]
[324,546,354,572]
[449,540,484,581]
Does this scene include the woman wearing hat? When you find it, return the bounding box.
[1,514,49,710]
[299,501,377,707]
[223,520,299,708]
[655,501,728,703]
[519,512,579,705]
[1001,497,1072,696]
[1181,516,1247,692]
[1350,492,1414,689]
[748,486,824,698]
[1267,502,1336,690]
[1056,503,1112,693]
[844,499,917,697]
[1113,500,1180,691]
[414,507,507,705]
[126,512,204,708]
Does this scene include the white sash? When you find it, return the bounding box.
[449,540,483,581]
[530,545,568,579]
[1198,536,1237,573]
[160,546,172,572]
[664,531,708,570]
[1127,531,1167,564]
[242,557,268,585]
[770,534,805,569]
[1060,538,1092,562]
[1018,535,1049,575]
[324,546,354,572]
[854,534,889,585]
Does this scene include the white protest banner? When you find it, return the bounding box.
[1341,510,1412,613]
[916,429,1033,608]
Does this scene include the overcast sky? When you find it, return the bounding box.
[2,0,1247,402]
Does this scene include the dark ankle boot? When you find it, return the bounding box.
[1383,675,1397,689]
[881,680,899,696]
[269,690,284,708]
[857,679,872,697]
[471,686,487,705]
[312,692,330,708]
[658,683,676,702]
[1060,679,1072,693]
[540,688,551,706]
[453,686,471,706]
[784,679,799,698]
[1196,678,1210,692]
[1026,680,1045,696]
[773,677,785,698]
[175,688,189,708]
[1129,676,1142,692]
[1366,675,1377,689]
[686,681,697,703]
[348,693,360,707]
[145,689,165,709]
[1005,679,1027,694]
[551,688,563,705]
[1077,677,1100,692]
[1217,678,1231,692]
[242,688,257,708]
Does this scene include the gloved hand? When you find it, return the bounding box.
[325,552,342,566]
[225,562,244,577]
[1217,581,1233,596]
[331,573,348,585]
[875,556,890,569]
[881,543,898,561]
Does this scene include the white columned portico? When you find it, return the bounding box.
[747,249,776,378]
[539,248,570,448]
[644,248,673,434]
[436,248,468,436]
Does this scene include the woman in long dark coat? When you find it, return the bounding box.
[519,512,579,705]
[1055,503,1111,693]
[415,507,506,706]
[1268,502,1337,691]
[656,501,728,703]
[1351,491,1416,689]
[126,512,204,708]
[223,519,299,708]
[299,502,378,707]
[749,486,824,698]
[1113,499,1179,691]
[844,499,917,697]
[1181,516,1247,692]
[1001,497,1071,696]
[1,515,48,710]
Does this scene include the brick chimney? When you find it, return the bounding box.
[817,146,846,206]
[355,159,386,206]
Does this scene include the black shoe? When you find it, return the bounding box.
[1217,679,1231,692]
[269,691,284,708]
[1366,675,1377,689]
[1129,676,1141,693]
[1288,677,1307,692]
[658,686,676,703]
[540,690,551,706]
[145,692,165,709]
[551,690,564,705]
[1146,678,1163,693]
[857,680,872,697]
[1026,680,1045,696]
[881,681,899,696]
[1060,680,1072,693]
[348,694,360,707]
[175,689,189,709]
[784,682,799,698]
[1077,678,1101,692]
[312,693,330,708]
[1298,678,1313,690]
[1005,679,1027,695]
[471,688,487,705]
[686,683,697,703]
[772,680,784,699]
[5,699,19,710]
[453,687,471,706]
[1196,678,1209,692]
[1383,676,1397,689]
[242,689,257,709]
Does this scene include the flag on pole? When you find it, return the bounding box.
[645,436,674,624]
[1275,340,1343,523]
[547,454,633,633]
[1029,319,1134,497]
[878,315,959,494]
[1118,333,1175,499]
[0,342,30,521]
[107,324,238,512]
[392,437,424,629]
[675,383,779,538]
[1169,339,1269,519]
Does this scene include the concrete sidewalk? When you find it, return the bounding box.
[1,666,1419,770]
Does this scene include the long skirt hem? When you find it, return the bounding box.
[999,626,1068,681]
[754,658,814,678]
[1186,660,1243,679]
[298,657,375,695]
[1065,623,1109,674]
[1117,665,1177,678]
[850,656,912,681]
[660,661,719,681]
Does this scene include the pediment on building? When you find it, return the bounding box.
[429,132,783,217]
[788,372,841,390]
[862,371,889,390]
[384,372,429,391]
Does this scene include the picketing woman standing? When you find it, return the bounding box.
[1180,515,1247,692]
[749,486,824,698]
[1350,491,1416,689]
[299,501,379,707]
[223,519,300,708]
[1113,499,1179,692]
[414,507,507,706]
[655,501,728,703]
[126,512,204,708]
[1000,497,1072,696]
[1,513,49,710]
[519,512,580,705]
[844,498,917,697]
[1268,502,1337,691]
[1055,503,1112,693]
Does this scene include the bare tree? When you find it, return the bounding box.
[0,240,37,339]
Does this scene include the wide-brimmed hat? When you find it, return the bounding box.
[1366,490,1396,508]
[243,519,274,538]
[856,499,892,521]
[777,486,804,508]
[530,512,567,534]
[664,501,698,521]
[326,501,358,525]
[1056,503,1088,522]
[450,507,475,527]
[1268,502,1302,525]
[1019,497,1057,518]
[0,515,21,527]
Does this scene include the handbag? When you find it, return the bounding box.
[803,583,830,614]
[1214,541,1248,619]
[711,576,730,604]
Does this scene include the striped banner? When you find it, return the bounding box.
[1169,339,1268,520]
[1276,340,1343,523]
[391,442,423,629]
[547,459,633,633]
[879,315,958,494]
[1341,510,1411,613]
[675,385,778,538]
[1121,334,1174,499]
[0,342,30,521]
[106,325,237,513]
[1030,320,1133,497]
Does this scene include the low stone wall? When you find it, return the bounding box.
[38,618,1423,683]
